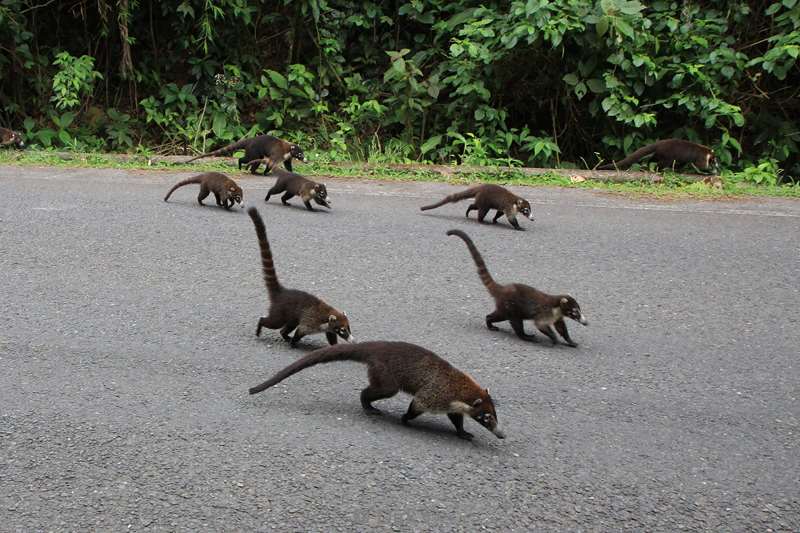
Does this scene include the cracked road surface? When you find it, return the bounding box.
[1,165,798,531]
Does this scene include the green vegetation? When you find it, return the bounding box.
[1,0,798,186]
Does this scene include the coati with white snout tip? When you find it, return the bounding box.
[183,134,305,175]
[248,341,505,441]
[420,184,533,230]
[264,168,330,211]
[163,172,244,209]
[247,207,351,346]
[597,139,719,173]
[0,127,24,148]
[447,229,587,346]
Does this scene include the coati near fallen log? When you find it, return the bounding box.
[163,172,244,209]
[183,134,305,175]
[420,184,534,230]
[247,207,352,347]
[447,229,587,346]
[264,168,330,211]
[248,341,506,441]
[0,127,24,148]
[597,139,719,173]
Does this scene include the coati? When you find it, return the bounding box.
[420,184,534,230]
[0,127,24,148]
[183,134,305,175]
[248,207,351,346]
[597,139,719,173]
[264,168,330,211]
[163,172,244,209]
[248,341,505,441]
[447,229,588,346]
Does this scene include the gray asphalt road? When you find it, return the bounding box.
[1,165,798,531]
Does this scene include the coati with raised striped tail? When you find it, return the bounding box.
[597,139,719,173]
[163,172,244,209]
[447,229,587,346]
[420,184,533,230]
[0,127,24,148]
[248,207,351,346]
[183,134,305,175]
[264,168,330,211]
[248,341,505,440]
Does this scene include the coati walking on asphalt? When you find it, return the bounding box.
[248,341,505,440]
[597,139,719,173]
[183,134,305,175]
[447,229,588,346]
[247,207,352,346]
[0,127,24,148]
[163,172,244,209]
[264,168,330,211]
[420,184,534,230]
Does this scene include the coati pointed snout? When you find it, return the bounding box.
[470,394,503,438]
[516,199,533,221]
[290,144,306,162]
[559,296,587,326]
[328,313,353,342]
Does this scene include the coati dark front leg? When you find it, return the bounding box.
[401,400,423,425]
[289,327,307,347]
[537,324,559,345]
[506,213,523,230]
[447,413,474,440]
[326,332,338,345]
[554,319,578,347]
[197,185,210,206]
[284,159,293,172]
[485,309,506,331]
[280,319,299,341]
[510,317,539,342]
[492,210,504,224]
[477,207,489,223]
[281,192,295,206]
[249,161,261,174]
[303,199,316,211]
[465,204,477,218]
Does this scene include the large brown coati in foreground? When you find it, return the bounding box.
[264,168,330,211]
[447,229,587,346]
[163,172,244,209]
[0,127,24,148]
[420,184,534,230]
[248,341,505,440]
[247,207,352,346]
[183,134,305,175]
[597,139,719,173]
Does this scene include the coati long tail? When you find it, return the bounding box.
[597,144,657,170]
[446,230,501,295]
[247,208,282,297]
[184,138,251,163]
[163,176,203,201]
[249,344,368,394]
[420,187,482,211]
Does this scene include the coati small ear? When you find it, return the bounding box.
[472,398,483,407]
[328,314,337,323]
[560,297,568,304]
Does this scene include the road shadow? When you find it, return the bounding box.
[418,211,531,231]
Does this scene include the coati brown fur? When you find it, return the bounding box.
[163,172,244,209]
[248,207,351,346]
[183,134,305,175]
[420,184,534,230]
[248,341,505,440]
[597,139,719,173]
[264,168,330,211]
[447,229,588,346]
[0,127,24,148]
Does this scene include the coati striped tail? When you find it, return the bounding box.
[597,144,657,170]
[163,176,203,201]
[184,138,251,163]
[247,208,282,297]
[420,187,481,211]
[249,344,368,394]
[446,229,500,295]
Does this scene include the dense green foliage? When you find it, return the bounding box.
[1,1,798,181]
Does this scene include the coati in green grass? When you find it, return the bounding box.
[163,172,244,209]
[264,168,330,211]
[0,127,24,148]
[248,341,505,440]
[597,139,719,173]
[447,229,587,346]
[420,184,534,230]
[183,134,305,175]
[248,207,351,347]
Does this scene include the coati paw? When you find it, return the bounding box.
[363,407,383,416]
[456,430,474,441]
[486,324,499,331]
[565,341,578,348]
